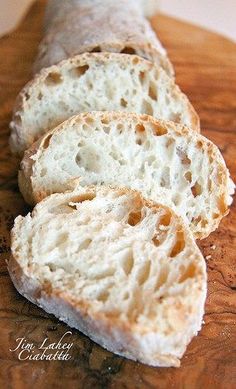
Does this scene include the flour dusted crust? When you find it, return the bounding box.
[9,185,207,367]
[10,53,199,154]
[18,112,234,239]
[34,0,173,75]
[44,0,160,26]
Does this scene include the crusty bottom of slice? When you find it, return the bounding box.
[9,185,207,367]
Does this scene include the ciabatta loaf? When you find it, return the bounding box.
[34,0,173,75]
[10,53,199,154]
[9,185,207,367]
[19,112,234,239]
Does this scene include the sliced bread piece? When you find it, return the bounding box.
[10,53,199,154]
[19,112,234,239]
[9,185,207,367]
[34,0,173,75]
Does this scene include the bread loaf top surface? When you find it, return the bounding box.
[34,0,173,74]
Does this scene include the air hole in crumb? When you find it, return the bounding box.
[76,65,89,77]
[201,219,208,228]
[172,194,181,206]
[85,116,94,125]
[139,71,145,83]
[213,213,220,219]
[68,194,95,208]
[192,216,201,225]
[151,123,167,136]
[148,82,157,100]
[55,232,69,247]
[117,124,124,133]
[40,168,47,177]
[38,92,43,100]
[45,72,63,85]
[159,213,171,227]
[152,235,160,246]
[97,290,109,302]
[138,261,151,285]
[166,138,174,148]
[179,263,196,283]
[128,210,142,226]
[155,266,168,290]
[75,153,81,164]
[141,115,149,122]
[184,171,192,183]
[176,147,191,164]
[136,138,143,146]
[67,204,77,211]
[101,118,109,125]
[103,126,110,134]
[123,291,129,300]
[79,239,92,250]
[160,167,170,188]
[42,134,53,149]
[209,155,214,163]
[135,123,145,132]
[197,140,204,149]
[120,98,128,107]
[191,182,202,197]
[25,92,30,101]
[141,100,153,116]
[170,231,185,257]
[48,263,56,272]
[91,46,101,52]
[122,253,134,276]
[50,204,76,214]
[170,112,182,122]
[121,47,136,54]
[132,57,139,65]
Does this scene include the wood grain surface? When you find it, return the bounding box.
[0,1,235,388]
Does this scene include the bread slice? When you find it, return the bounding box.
[34,0,173,75]
[9,185,207,367]
[10,53,199,154]
[19,112,234,239]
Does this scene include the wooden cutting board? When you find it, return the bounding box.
[0,1,235,388]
